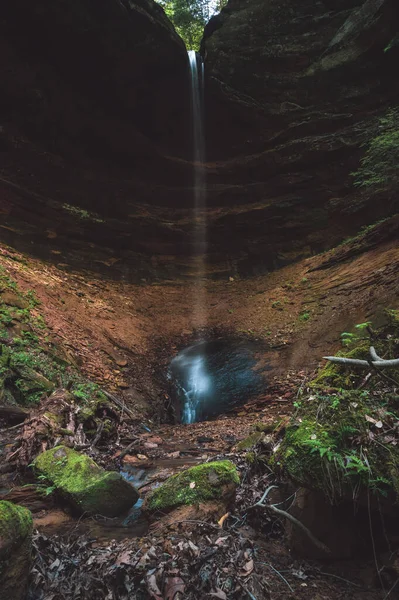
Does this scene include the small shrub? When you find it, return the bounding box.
[353,107,399,189]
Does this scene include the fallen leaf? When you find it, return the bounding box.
[239,558,254,577]
[218,513,230,528]
[146,574,162,600]
[214,536,229,546]
[209,589,227,599]
[164,576,185,600]
[188,541,200,556]
[365,415,377,425]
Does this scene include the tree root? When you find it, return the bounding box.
[247,485,330,555]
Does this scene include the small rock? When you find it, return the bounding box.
[147,436,163,445]
[144,442,158,449]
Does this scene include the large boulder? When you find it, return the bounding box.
[0,501,33,600]
[34,446,139,517]
[145,460,239,513]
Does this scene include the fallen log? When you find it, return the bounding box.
[324,346,399,368]
[0,405,29,423]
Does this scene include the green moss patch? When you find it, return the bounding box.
[0,501,33,600]
[0,501,32,559]
[34,446,139,517]
[273,311,399,503]
[146,461,239,512]
[0,265,109,409]
[237,431,264,451]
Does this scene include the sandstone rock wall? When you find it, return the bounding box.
[203,0,399,275]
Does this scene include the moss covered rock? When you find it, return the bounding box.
[272,311,399,504]
[0,501,33,600]
[145,461,239,513]
[272,388,399,504]
[34,446,138,517]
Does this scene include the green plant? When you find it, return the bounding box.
[341,321,372,347]
[341,331,356,347]
[62,203,105,224]
[353,107,399,189]
[271,300,284,310]
[298,311,310,322]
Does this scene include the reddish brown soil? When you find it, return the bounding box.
[1,236,398,599]
[1,235,397,413]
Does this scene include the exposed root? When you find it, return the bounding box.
[248,485,330,555]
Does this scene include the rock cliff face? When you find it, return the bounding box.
[203,0,399,274]
[0,0,196,280]
[0,0,398,279]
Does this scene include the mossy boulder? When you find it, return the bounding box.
[145,461,240,513]
[272,388,399,504]
[0,501,33,600]
[34,446,138,517]
[271,311,399,503]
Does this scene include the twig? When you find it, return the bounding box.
[247,485,330,554]
[0,421,24,433]
[261,563,294,592]
[384,578,399,599]
[236,578,258,600]
[317,570,362,588]
[91,421,104,448]
[103,390,136,420]
[269,503,330,554]
[119,438,140,459]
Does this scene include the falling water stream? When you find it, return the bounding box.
[168,54,270,424]
[179,51,207,424]
[188,50,206,331]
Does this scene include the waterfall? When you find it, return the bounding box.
[180,51,207,424]
[188,50,206,332]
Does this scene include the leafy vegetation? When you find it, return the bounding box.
[62,204,105,224]
[271,310,399,503]
[353,107,399,189]
[298,311,311,322]
[157,0,226,50]
[0,266,105,407]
